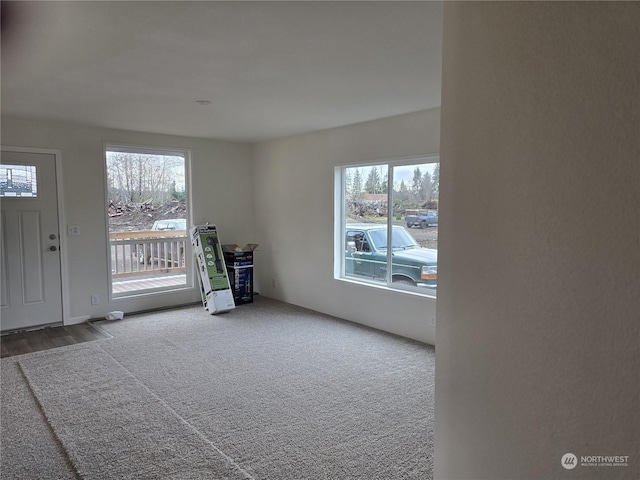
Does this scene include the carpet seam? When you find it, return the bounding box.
[95,342,256,480]
[15,359,84,480]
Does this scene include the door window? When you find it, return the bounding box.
[0,164,38,197]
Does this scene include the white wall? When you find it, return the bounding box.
[1,118,254,321]
[435,3,639,479]
[1,110,440,343]
[252,109,440,344]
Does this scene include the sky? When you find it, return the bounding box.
[346,162,438,190]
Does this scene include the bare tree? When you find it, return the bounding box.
[106,151,185,205]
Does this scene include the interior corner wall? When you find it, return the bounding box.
[252,109,440,344]
[1,118,254,321]
[435,3,639,479]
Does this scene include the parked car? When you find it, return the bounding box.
[137,218,187,266]
[345,224,437,288]
[151,219,186,231]
[405,209,438,228]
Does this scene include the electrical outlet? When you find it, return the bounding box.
[429,314,436,327]
[67,225,81,236]
[91,294,100,305]
[271,278,276,288]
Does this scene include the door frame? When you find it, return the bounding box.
[1,145,70,327]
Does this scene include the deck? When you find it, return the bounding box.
[112,274,189,294]
[110,230,190,295]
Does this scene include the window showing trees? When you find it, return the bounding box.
[107,151,186,205]
[337,158,439,296]
[105,146,191,297]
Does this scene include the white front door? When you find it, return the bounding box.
[1,149,63,331]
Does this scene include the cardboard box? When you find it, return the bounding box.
[228,266,254,304]
[190,225,235,314]
[222,243,259,253]
[223,243,258,304]
[222,244,258,263]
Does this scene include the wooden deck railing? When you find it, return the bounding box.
[109,230,187,278]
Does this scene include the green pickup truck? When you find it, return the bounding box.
[345,224,437,288]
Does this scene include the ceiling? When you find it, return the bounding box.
[1,1,442,143]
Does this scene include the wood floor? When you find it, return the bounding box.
[1,323,111,358]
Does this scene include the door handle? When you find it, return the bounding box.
[49,245,58,252]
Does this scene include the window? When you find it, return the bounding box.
[0,164,38,197]
[105,145,192,297]
[336,157,439,296]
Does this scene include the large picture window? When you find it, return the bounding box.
[105,145,192,297]
[335,157,439,297]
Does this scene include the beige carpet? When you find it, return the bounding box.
[2,297,435,479]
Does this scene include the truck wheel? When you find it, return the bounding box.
[421,221,427,229]
[406,222,412,228]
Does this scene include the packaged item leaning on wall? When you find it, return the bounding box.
[190,224,236,314]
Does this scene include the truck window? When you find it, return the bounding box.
[346,231,370,252]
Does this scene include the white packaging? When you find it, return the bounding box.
[190,224,235,314]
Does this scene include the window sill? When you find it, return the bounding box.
[334,276,437,300]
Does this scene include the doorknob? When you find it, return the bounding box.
[49,245,58,251]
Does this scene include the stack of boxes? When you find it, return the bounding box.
[222,244,258,304]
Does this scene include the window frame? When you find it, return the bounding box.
[334,155,439,297]
[104,143,194,300]
[0,164,39,197]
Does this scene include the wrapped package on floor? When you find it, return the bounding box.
[190,225,235,314]
[222,243,258,304]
